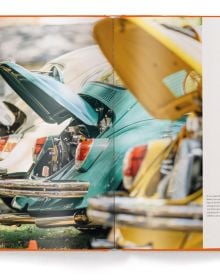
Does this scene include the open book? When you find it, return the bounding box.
[0,16,203,250]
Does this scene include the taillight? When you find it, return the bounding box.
[75,139,94,169]
[0,136,9,151]
[123,145,147,190]
[34,137,47,157]
[0,135,20,153]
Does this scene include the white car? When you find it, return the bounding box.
[0,45,112,178]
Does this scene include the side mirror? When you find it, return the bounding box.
[49,65,64,83]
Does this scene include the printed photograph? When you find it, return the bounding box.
[0,16,202,250]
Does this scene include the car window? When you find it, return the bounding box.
[162,70,187,97]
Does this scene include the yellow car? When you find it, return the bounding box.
[88,17,202,250]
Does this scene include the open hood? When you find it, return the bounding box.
[0,62,98,126]
[94,18,202,120]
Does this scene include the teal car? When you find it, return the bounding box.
[0,62,185,227]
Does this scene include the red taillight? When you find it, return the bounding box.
[0,135,19,153]
[34,137,47,156]
[123,145,147,190]
[4,142,17,152]
[75,139,93,169]
[0,136,9,151]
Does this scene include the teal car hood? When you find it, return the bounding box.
[0,62,98,126]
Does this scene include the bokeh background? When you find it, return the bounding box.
[0,17,101,96]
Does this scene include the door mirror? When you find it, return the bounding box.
[49,65,64,83]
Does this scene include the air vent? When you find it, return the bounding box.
[79,87,116,108]
[99,89,115,103]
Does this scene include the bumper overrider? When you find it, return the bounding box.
[87,196,203,232]
[0,179,92,227]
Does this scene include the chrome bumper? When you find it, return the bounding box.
[0,168,7,175]
[0,179,89,198]
[87,196,203,232]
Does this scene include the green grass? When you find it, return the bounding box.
[0,224,92,250]
[0,200,107,250]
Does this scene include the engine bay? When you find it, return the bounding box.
[31,101,113,178]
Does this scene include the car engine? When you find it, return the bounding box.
[32,104,113,178]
